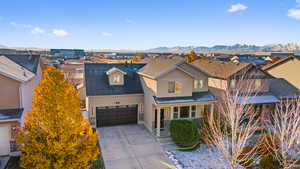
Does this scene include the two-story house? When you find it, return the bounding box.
[263,56,300,90]
[0,55,41,156]
[85,59,216,137]
[192,59,300,122]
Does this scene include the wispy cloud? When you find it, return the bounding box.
[31,27,45,34]
[10,21,17,26]
[52,29,69,37]
[288,9,300,20]
[228,3,248,13]
[9,21,33,28]
[101,32,112,37]
[125,18,136,24]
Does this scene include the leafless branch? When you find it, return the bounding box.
[265,97,300,169]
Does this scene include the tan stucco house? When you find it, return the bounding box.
[263,56,300,90]
[0,54,41,156]
[85,59,216,136]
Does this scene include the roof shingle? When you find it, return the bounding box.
[84,63,145,96]
[192,59,251,79]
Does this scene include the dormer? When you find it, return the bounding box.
[106,67,127,85]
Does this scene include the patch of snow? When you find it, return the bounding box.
[165,144,245,169]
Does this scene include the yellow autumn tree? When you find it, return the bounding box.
[17,66,99,169]
[132,53,143,63]
[184,50,198,62]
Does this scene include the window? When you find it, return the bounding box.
[112,74,121,84]
[175,82,182,93]
[173,107,179,119]
[180,106,190,118]
[191,105,196,118]
[230,79,236,88]
[194,80,203,89]
[255,79,261,89]
[168,81,175,93]
[168,81,182,93]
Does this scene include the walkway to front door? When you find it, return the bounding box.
[98,124,176,169]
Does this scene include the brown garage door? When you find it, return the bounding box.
[96,105,138,127]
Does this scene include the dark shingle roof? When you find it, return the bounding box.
[0,108,23,121]
[269,78,300,99]
[4,54,40,74]
[84,63,145,96]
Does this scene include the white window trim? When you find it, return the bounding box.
[168,81,182,94]
[194,79,204,89]
[172,105,197,120]
[255,79,261,89]
[230,79,236,88]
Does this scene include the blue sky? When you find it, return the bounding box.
[1,0,300,49]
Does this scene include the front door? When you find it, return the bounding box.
[154,109,165,129]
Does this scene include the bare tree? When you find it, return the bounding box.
[264,97,300,169]
[204,74,262,169]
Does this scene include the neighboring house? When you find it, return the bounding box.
[263,56,300,90]
[192,59,276,120]
[85,59,216,136]
[192,59,299,122]
[0,54,41,156]
[58,63,85,100]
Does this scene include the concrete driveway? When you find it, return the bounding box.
[98,124,176,169]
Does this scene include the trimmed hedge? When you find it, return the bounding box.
[170,120,200,148]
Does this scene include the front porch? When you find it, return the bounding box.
[152,102,215,137]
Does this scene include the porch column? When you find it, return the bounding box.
[170,106,174,119]
[156,107,161,137]
[210,104,214,115]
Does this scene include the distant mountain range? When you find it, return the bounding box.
[1,43,300,54]
[146,43,300,54]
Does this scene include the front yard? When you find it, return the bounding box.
[165,144,245,169]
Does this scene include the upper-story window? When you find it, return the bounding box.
[106,67,126,85]
[230,79,236,88]
[255,79,261,89]
[112,74,121,84]
[194,79,203,89]
[168,81,182,93]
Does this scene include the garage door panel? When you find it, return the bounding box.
[96,105,138,127]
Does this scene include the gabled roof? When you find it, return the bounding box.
[4,54,40,74]
[138,58,183,79]
[138,58,210,79]
[269,78,300,99]
[84,63,145,96]
[192,59,252,79]
[106,67,127,75]
[262,56,297,71]
[0,55,35,82]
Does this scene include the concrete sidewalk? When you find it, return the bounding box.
[0,156,9,169]
[98,125,176,169]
